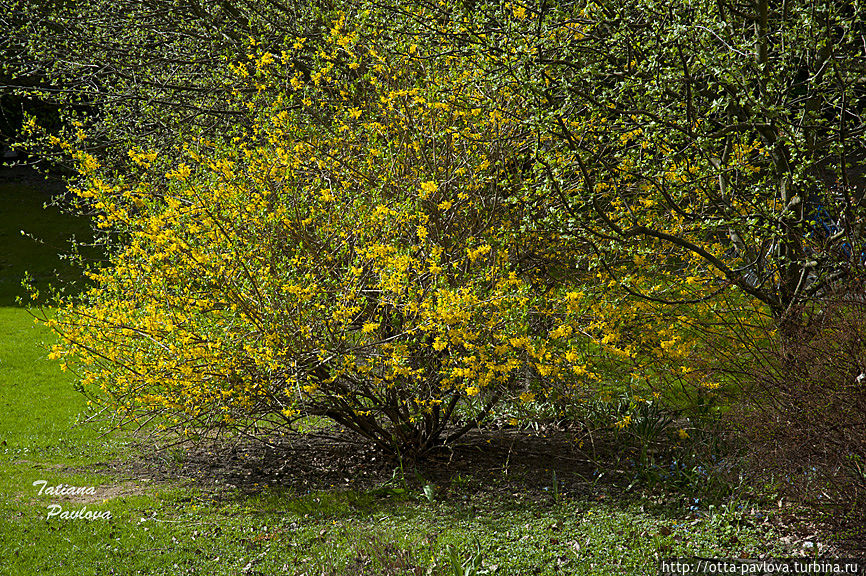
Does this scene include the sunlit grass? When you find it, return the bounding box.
[0,307,107,459]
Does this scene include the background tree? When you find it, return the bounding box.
[535,0,865,326]
[1,0,336,166]
[380,0,866,329]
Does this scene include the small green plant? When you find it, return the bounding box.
[581,389,674,455]
[167,446,187,465]
[369,469,410,499]
[705,501,748,546]
[450,473,477,494]
[446,537,492,576]
[630,399,674,460]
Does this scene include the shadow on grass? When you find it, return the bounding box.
[0,166,99,307]
[96,424,726,520]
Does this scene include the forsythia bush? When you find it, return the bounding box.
[41,15,598,453]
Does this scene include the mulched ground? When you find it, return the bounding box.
[104,424,603,500]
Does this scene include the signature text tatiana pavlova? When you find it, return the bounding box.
[33,479,112,520]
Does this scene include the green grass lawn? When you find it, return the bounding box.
[0,171,816,575]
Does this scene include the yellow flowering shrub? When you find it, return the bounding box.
[41,15,591,454]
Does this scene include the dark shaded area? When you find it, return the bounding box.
[0,165,97,305]
[105,427,598,499]
[79,425,866,555]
